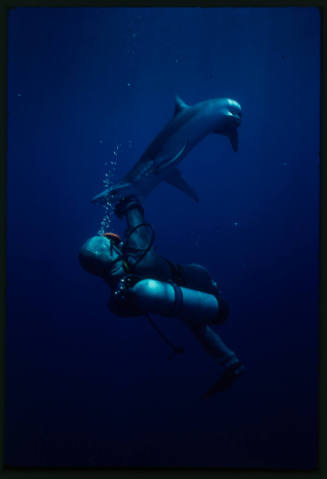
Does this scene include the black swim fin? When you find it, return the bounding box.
[201,361,245,399]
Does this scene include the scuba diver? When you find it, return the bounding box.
[78,196,245,398]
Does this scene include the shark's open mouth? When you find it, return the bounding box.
[233,114,241,126]
[225,109,242,128]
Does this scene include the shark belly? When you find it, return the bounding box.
[153,117,211,170]
[122,117,213,200]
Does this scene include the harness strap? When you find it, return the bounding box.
[123,223,155,271]
[145,313,184,360]
[169,280,184,316]
[111,274,185,359]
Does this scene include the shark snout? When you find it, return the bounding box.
[217,99,242,152]
[226,99,242,126]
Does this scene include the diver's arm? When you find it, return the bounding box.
[114,196,154,251]
[115,196,144,225]
[114,196,172,278]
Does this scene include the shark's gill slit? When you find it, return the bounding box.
[97,144,121,235]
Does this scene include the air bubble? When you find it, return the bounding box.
[97,143,120,235]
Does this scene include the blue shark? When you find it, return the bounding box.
[92,95,242,204]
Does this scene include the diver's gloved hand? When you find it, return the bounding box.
[201,360,245,399]
[114,196,144,219]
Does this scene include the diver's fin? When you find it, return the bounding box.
[91,182,133,204]
[228,128,238,152]
[173,95,189,117]
[156,144,188,173]
[165,167,199,202]
[200,362,245,399]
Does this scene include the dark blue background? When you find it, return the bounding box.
[5,7,320,468]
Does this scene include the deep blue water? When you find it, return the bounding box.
[5,7,320,468]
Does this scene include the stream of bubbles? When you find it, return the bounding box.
[97,143,121,235]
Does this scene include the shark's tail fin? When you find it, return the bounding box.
[91,182,133,204]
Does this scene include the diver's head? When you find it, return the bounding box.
[78,233,125,285]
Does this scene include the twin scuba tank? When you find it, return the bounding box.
[104,231,225,326]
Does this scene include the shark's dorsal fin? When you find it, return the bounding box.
[174,95,189,116]
[165,167,199,202]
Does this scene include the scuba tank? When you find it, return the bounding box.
[109,275,222,326]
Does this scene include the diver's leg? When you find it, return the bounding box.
[185,322,245,396]
[186,322,238,367]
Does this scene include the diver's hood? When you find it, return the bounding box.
[78,235,124,280]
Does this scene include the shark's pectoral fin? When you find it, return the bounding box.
[91,182,133,204]
[214,127,239,152]
[165,167,199,202]
[155,143,188,173]
[228,129,238,152]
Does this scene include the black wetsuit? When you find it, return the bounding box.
[113,199,239,369]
